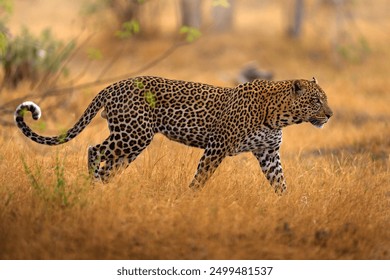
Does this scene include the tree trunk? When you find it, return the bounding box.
[212,0,235,32]
[181,0,202,28]
[288,0,304,38]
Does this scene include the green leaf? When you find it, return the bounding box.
[58,132,68,144]
[179,25,202,43]
[135,79,145,89]
[115,20,140,39]
[180,26,189,33]
[144,90,156,108]
[0,0,13,14]
[80,1,104,16]
[212,0,230,8]
[87,47,103,60]
[18,107,28,118]
[33,121,47,132]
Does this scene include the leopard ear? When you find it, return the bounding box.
[293,80,305,95]
[312,77,318,84]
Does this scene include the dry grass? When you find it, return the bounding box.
[0,0,389,260]
[1,131,389,259]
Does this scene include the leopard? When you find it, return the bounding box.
[14,76,333,194]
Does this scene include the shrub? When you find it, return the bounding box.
[0,27,75,89]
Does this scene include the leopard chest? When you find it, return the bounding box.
[230,128,282,155]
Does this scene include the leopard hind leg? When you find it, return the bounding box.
[93,131,154,182]
[87,134,116,182]
[189,146,227,190]
[87,144,105,179]
[98,157,126,182]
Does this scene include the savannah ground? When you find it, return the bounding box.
[0,0,389,259]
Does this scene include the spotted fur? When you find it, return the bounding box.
[15,76,333,194]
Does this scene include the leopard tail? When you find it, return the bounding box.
[14,89,108,146]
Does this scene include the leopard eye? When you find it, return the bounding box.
[311,97,321,104]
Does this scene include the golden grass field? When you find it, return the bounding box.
[0,0,389,259]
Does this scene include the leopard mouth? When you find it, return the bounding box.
[309,117,328,128]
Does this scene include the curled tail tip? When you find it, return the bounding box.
[15,101,42,121]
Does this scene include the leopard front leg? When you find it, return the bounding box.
[253,149,287,195]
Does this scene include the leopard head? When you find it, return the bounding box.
[291,78,333,128]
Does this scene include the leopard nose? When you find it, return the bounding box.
[325,110,333,119]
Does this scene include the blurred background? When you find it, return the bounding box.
[1,0,389,115]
